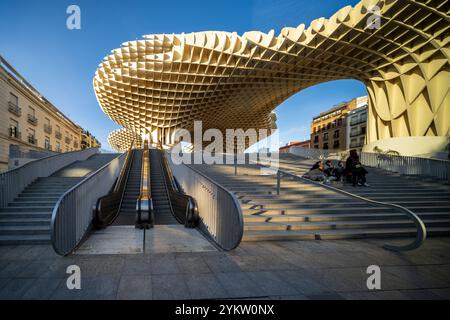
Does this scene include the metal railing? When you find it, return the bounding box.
[158,146,199,228]
[0,148,99,208]
[136,140,153,229]
[168,152,244,250]
[272,168,427,252]
[51,153,126,256]
[289,146,450,181]
[94,142,135,228]
[361,152,450,181]
[289,146,341,159]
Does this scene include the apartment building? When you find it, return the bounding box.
[346,96,369,151]
[310,98,362,151]
[0,56,100,172]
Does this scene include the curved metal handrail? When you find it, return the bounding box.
[94,141,135,228]
[274,168,427,252]
[184,163,244,250]
[51,153,126,255]
[157,143,200,227]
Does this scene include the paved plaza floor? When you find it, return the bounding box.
[0,237,449,300]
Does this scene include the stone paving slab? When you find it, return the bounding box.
[0,238,449,300]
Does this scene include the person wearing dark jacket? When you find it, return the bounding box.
[345,150,369,187]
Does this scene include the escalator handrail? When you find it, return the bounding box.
[136,139,153,228]
[94,141,135,228]
[157,142,199,227]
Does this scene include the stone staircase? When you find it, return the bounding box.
[190,154,450,242]
[0,153,120,245]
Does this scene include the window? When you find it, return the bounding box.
[29,106,35,117]
[45,118,50,126]
[333,140,340,149]
[314,135,319,143]
[313,127,316,133]
[334,130,340,139]
[327,123,331,130]
[323,143,329,150]
[9,119,19,138]
[314,145,319,149]
[360,112,367,122]
[45,137,51,150]
[28,128,36,144]
[56,141,61,152]
[323,133,329,140]
[337,118,343,127]
[9,93,18,106]
[361,126,367,135]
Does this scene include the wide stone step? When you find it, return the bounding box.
[8,201,57,207]
[243,219,450,232]
[244,211,450,223]
[0,218,51,226]
[0,234,51,245]
[0,212,52,219]
[242,227,450,241]
[0,206,54,212]
[0,225,50,235]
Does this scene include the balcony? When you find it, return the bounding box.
[8,127,21,140]
[65,137,71,144]
[27,114,38,126]
[55,131,62,140]
[28,135,37,145]
[44,124,53,134]
[350,117,367,126]
[8,102,22,117]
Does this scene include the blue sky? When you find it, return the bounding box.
[0,0,366,150]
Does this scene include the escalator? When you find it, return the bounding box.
[94,147,142,228]
[150,149,178,225]
[113,149,143,225]
[94,142,199,230]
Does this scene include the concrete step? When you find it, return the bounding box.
[0,234,51,245]
[243,212,450,223]
[8,201,57,207]
[0,212,52,219]
[243,219,450,232]
[242,227,450,241]
[0,218,51,226]
[0,206,54,212]
[0,225,50,235]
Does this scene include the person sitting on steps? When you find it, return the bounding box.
[345,149,370,187]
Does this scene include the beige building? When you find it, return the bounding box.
[0,56,100,172]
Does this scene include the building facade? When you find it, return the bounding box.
[347,96,368,151]
[0,56,100,172]
[310,98,361,151]
[279,140,311,153]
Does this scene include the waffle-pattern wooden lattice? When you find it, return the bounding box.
[108,128,143,152]
[95,0,450,146]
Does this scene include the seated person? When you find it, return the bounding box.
[333,161,345,181]
[303,161,328,183]
[324,160,335,177]
[345,150,369,187]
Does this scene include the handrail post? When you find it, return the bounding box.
[277,170,281,195]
